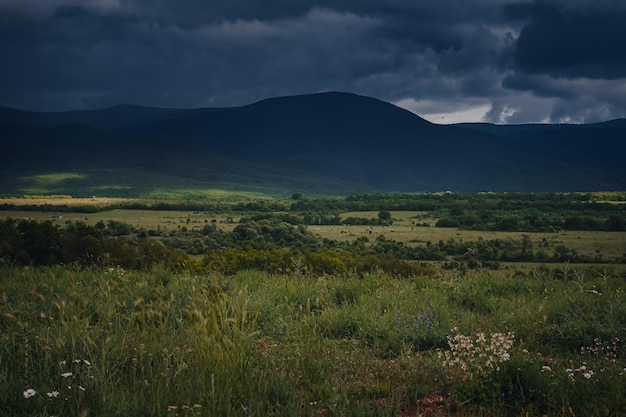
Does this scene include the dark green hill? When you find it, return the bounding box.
[118,92,440,157]
[0,104,200,131]
[1,92,625,196]
[456,120,626,175]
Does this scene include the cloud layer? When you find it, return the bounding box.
[1,0,625,123]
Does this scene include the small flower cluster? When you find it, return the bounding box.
[580,337,620,363]
[415,298,435,333]
[22,388,62,399]
[22,358,92,402]
[566,363,595,381]
[58,358,92,393]
[438,328,515,380]
[167,403,203,415]
[106,264,126,277]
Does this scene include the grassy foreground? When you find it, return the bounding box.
[2,265,625,416]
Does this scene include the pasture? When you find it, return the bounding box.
[2,196,626,272]
[0,208,234,233]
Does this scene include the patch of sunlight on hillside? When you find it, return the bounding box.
[18,173,87,195]
[21,172,87,185]
[93,185,133,191]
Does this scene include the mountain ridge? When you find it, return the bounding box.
[1,92,625,196]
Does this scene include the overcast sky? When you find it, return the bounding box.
[1,0,625,124]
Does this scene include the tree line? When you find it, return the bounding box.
[0,218,189,270]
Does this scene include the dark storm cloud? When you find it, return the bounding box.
[0,0,625,123]
[507,2,626,79]
[0,3,388,109]
[0,6,191,109]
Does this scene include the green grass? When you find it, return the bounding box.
[2,265,625,416]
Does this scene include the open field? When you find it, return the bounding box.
[0,209,238,233]
[310,224,626,260]
[316,224,626,276]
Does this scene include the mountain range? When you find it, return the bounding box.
[1,91,625,197]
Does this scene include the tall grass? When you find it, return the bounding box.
[1,266,285,416]
[2,264,625,416]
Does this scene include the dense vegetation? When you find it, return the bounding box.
[2,265,625,416]
[2,191,626,274]
[1,214,624,278]
[0,218,190,271]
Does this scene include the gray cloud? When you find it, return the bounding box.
[509,3,626,79]
[1,0,625,124]
[500,73,626,123]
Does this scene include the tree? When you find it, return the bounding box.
[17,220,65,265]
[606,215,625,231]
[377,211,392,224]
[436,217,460,228]
[0,218,20,263]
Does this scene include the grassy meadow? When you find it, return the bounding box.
[2,265,625,416]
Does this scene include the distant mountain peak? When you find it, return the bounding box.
[243,90,434,129]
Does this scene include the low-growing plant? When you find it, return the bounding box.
[438,328,516,381]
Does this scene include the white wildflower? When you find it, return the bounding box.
[23,389,37,398]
